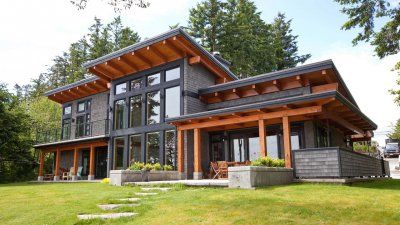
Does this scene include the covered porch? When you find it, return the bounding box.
[169,92,377,180]
[37,140,108,181]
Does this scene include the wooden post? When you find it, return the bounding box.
[194,128,202,173]
[54,148,60,178]
[282,116,292,168]
[38,150,45,177]
[177,129,184,173]
[73,148,78,175]
[258,119,267,157]
[89,145,95,177]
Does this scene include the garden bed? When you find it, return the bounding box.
[110,170,182,186]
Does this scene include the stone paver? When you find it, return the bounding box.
[98,203,140,210]
[77,212,137,220]
[117,197,141,202]
[141,187,171,192]
[135,192,158,196]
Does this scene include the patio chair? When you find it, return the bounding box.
[210,162,221,179]
[218,161,228,179]
[76,166,83,180]
[62,167,74,180]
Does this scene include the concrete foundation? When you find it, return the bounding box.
[193,172,203,180]
[228,166,293,189]
[53,176,60,181]
[71,175,78,181]
[110,170,182,186]
[37,176,43,181]
[88,175,95,180]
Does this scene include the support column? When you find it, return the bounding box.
[193,128,202,180]
[258,119,267,157]
[177,129,185,179]
[38,150,45,181]
[89,145,95,180]
[282,116,292,168]
[54,148,60,181]
[72,148,78,181]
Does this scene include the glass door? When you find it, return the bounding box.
[81,150,90,176]
[210,134,225,162]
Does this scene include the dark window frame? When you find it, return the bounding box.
[115,82,128,95]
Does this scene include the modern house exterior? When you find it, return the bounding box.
[35,27,387,181]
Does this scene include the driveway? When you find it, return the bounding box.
[385,157,400,179]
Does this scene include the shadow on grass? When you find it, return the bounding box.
[348,179,400,190]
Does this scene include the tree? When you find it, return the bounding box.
[335,0,400,103]
[388,119,400,139]
[0,84,35,183]
[270,13,311,70]
[70,0,150,12]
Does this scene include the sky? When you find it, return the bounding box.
[0,0,399,145]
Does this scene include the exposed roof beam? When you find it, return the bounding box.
[118,56,138,72]
[189,56,201,65]
[90,67,112,82]
[232,88,242,98]
[172,36,197,56]
[131,51,152,68]
[324,111,364,135]
[147,46,167,62]
[251,84,262,94]
[105,61,126,75]
[163,39,185,57]
[272,80,281,91]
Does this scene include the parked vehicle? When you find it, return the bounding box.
[384,143,400,158]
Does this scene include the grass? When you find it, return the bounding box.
[0,180,400,225]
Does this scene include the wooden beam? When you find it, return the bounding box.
[189,56,201,65]
[194,128,202,173]
[54,148,60,178]
[176,106,322,131]
[282,116,292,168]
[117,56,138,72]
[322,70,334,83]
[316,97,336,106]
[258,119,267,157]
[177,129,184,173]
[89,145,95,177]
[251,84,262,94]
[296,75,304,87]
[147,46,167,62]
[172,36,197,56]
[273,80,281,91]
[90,66,112,82]
[73,147,78,176]
[232,88,242,98]
[38,151,45,177]
[105,61,126,75]
[163,39,184,57]
[323,111,364,135]
[132,51,152,67]
[311,83,338,93]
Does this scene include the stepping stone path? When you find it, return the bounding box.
[78,212,137,220]
[78,186,171,220]
[98,203,140,210]
[141,187,171,192]
[135,192,158,196]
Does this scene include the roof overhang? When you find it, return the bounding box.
[44,76,109,104]
[83,27,238,83]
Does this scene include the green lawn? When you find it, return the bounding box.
[0,180,400,225]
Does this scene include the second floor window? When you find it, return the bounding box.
[147,73,160,86]
[115,82,127,95]
[165,86,180,118]
[114,99,126,130]
[63,105,71,115]
[130,95,142,127]
[146,91,160,125]
[78,102,85,112]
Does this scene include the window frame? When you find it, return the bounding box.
[115,82,127,95]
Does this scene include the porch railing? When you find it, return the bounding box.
[35,119,109,145]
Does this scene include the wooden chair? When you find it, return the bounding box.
[62,167,74,180]
[210,162,221,179]
[218,161,228,179]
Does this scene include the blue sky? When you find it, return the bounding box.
[0,0,399,145]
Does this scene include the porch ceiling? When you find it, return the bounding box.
[36,138,108,152]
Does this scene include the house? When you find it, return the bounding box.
[35,27,386,181]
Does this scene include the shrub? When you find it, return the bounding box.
[129,162,145,171]
[153,163,162,171]
[251,156,285,167]
[143,163,153,171]
[101,178,110,184]
[163,165,173,171]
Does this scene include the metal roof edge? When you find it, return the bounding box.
[44,76,101,96]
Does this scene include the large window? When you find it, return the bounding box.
[62,119,71,140]
[147,73,160,86]
[114,137,124,169]
[130,135,142,165]
[131,78,142,91]
[165,86,180,118]
[146,132,160,164]
[146,91,160,124]
[129,95,142,127]
[165,67,180,81]
[63,105,71,115]
[114,99,126,130]
[77,102,85,112]
[115,82,127,95]
[164,130,176,169]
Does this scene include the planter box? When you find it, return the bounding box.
[228,166,293,189]
[110,170,182,186]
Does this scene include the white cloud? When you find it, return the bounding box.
[311,43,400,146]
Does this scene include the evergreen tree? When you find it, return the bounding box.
[270,13,311,70]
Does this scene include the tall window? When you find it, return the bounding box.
[62,119,71,140]
[146,91,160,124]
[165,86,180,118]
[115,82,127,95]
[114,99,126,130]
[78,102,85,112]
[130,134,142,165]
[63,105,71,115]
[147,73,160,86]
[129,95,142,127]
[164,130,176,169]
[114,137,124,169]
[146,132,160,164]
[165,67,180,81]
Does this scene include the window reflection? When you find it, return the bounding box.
[147,73,160,86]
[130,135,142,164]
[129,95,142,127]
[115,83,127,95]
[114,99,126,130]
[165,67,180,81]
[146,91,160,124]
[165,86,180,118]
[164,130,176,169]
[146,132,160,164]
[114,137,124,169]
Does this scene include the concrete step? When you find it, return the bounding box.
[98,203,140,210]
[77,212,137,220]
[135,192,158,196]
[141,187,171,192]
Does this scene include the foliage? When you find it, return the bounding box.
[188,0,311,77]
[0,84,36,183]
[335,0,400,104]
[251,156,285,167]
[388,118,400,139]
[101,178,110,184]
[129,162,145,171]
[163,165,173,171]
[143,163,154,171]
[70,0,150,12]
[353,141,377,153]
[152,163,162,171]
